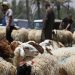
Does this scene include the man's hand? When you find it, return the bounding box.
[65,24,70,30]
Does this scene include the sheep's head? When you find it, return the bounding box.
[0,40,14,59]
[23,46,39,58]
[52,29,57,35]
[43,40,53,46]
[28,41,44,54]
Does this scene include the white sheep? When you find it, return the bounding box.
[39,39,65,52]
[34,30,42,43]
[17,53,67,75]
[0,28,6,40]
[51,47,75,75]
[11,28,31,42]
[59,55,75,75]
[52,29,73,46]
[51,47,75,61]
[13,43,39,66]
[11,30,19,41]
[51,46,75,58]
[0,57,16,75]
[28,29,42,43]
[28,29,37,42]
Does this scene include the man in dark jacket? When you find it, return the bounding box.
[59,15,73,31]
[42,2,55,40]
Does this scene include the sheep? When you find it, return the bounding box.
[28,29,37,42]
[26,41,44,54]
[59,55,75,75]
[51,47,75,75]
[0,26,17,40]
[26,40,64,54]
[51,47,75,61]
[17,53,67,75]
[0,28,6,40]
[0,39,14,60]
[26,40,53,54]
[0,57,16,75]
[11,30,19,41]
[34,30,42,43]
[13,46,25,66]
[13,43,39,66]
[17,28,29,42]
[28,29,42,43]
[11,28,31,42]
[72,31,75,44]
[52,29,73,46]
[39,39,65,51]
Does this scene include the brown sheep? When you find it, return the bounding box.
[73,31,75,44]
[0,39,14,60]
[10,41,22,51]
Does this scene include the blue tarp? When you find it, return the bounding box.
[2,16,6,26]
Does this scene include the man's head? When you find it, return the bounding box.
[1,1,10,11]
[68,14,72,19]
[45,1,50,9]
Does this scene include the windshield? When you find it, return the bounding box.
[34,22,43,29]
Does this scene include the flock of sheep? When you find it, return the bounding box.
[0,27,75,75]
[0,27,74,45]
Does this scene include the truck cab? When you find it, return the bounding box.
[33,19,62,30]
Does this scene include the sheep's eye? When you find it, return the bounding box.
[23,47,29,51]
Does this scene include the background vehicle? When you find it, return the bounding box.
[33,19,43,29]
[14,19,29,28]
[33,19,62,30]
[53,19,62,29]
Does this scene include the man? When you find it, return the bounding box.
[2,1,15,43]
[42,2,55,40]
[59,15,73,31]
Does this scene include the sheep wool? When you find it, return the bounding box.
[59,55,75,75]
[52,29,73,46]
[0,57,17,75]
[30,54,63,75]
[12,28,30,42]
[51,47,75,75]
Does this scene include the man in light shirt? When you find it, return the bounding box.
[2,1,15,43]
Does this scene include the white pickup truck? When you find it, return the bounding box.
[33,19,62,29]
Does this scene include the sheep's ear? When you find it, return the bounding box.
[46,47,53,55]
[52,29,56,35]
[49,40,53,45]
[20,48,25,57]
